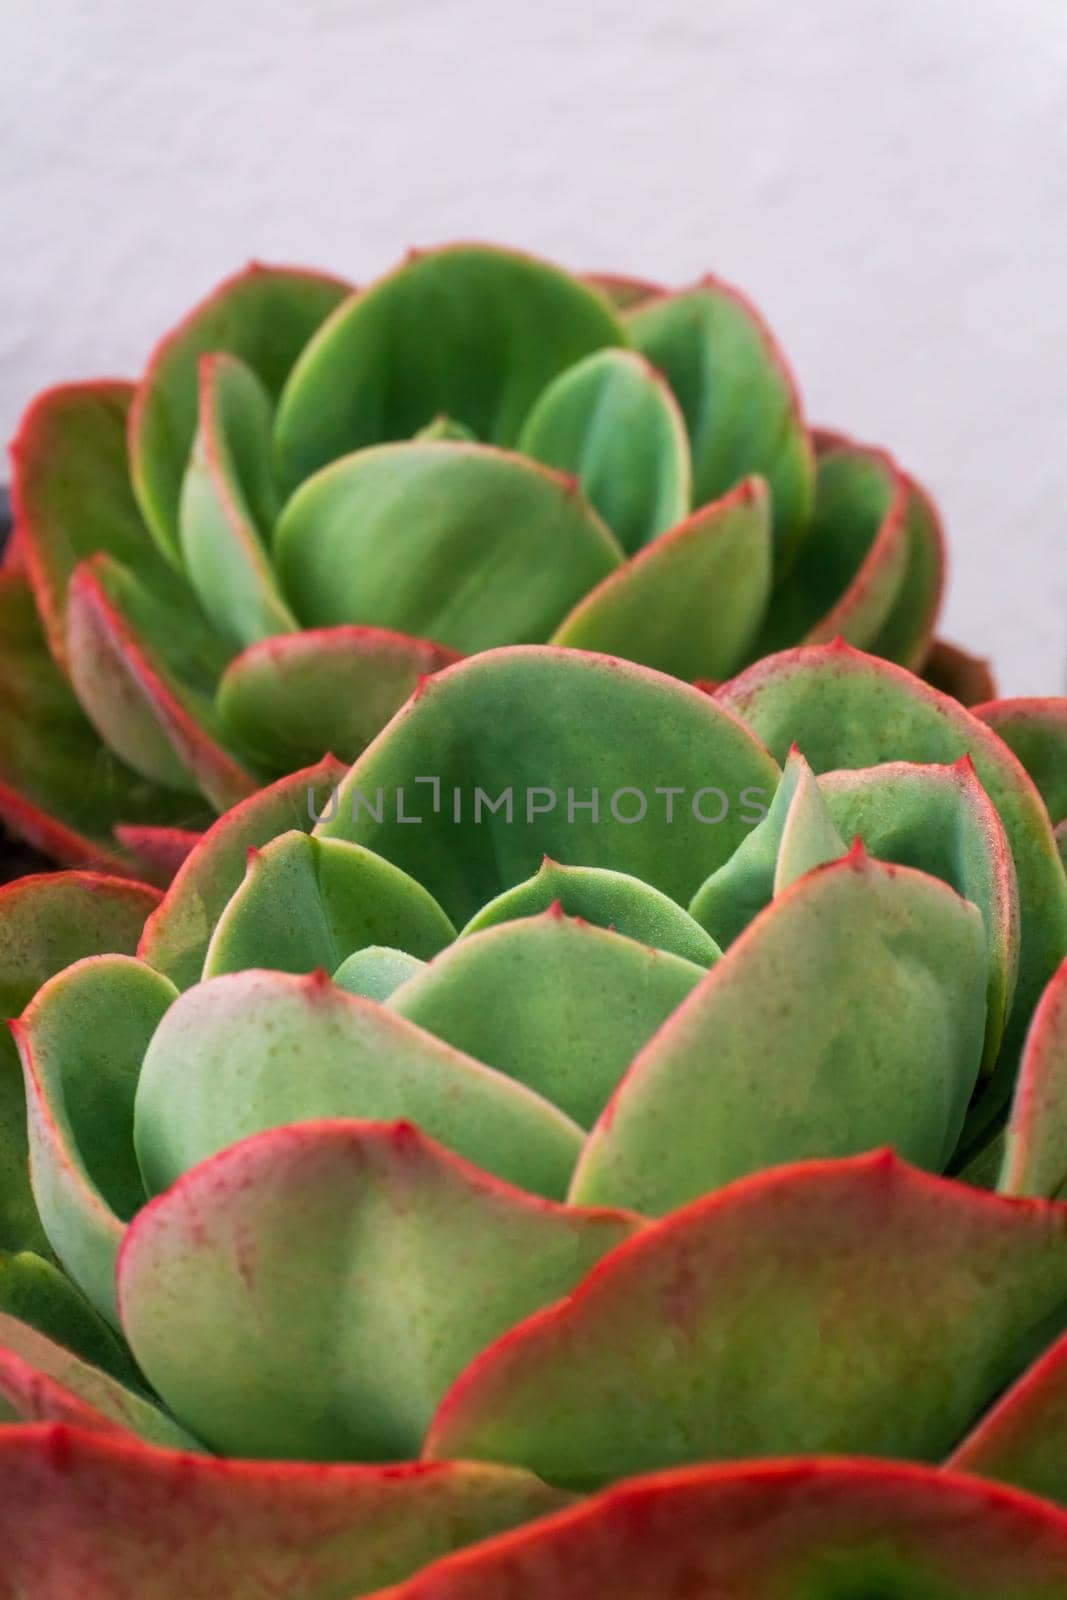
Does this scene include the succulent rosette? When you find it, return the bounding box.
[3,243,997,882]
[0,641,1065,1593]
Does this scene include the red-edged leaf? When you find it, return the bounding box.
[583,271,665,310]
[951,1328,1067,1507]
[974,698,1067,826]
[1000,958,1067,1198]
[113,826,202,881]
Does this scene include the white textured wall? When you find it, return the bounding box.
[3,0,1064,692]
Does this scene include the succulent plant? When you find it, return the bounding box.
[0,641,1066,1594]
[3,243,998,883]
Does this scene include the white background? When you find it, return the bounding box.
[3,0,1064,692]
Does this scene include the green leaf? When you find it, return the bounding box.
[130,263,350,559]
[519,349,690,554]
[203,831,455,979]
[138,755,348,991]
[179,355,297,650]
[1000,959,1067,1198]
[0,1251,138,1385]
[273,244,626,490]
[274,443,622,652]
[974,699,1067,826]
[120,1119,639,1460]
[426,1152,1067,1489]
[317,646,781,927]
[551,477,773,681]
[134,970,583,1201]
[571,849,987,1215]
[950,1329,1067,1509]
[332,947,426,1002]
[414,415,477,443]
[460,857,720,967]
[391,910,704,1128]
[13,955,176,1323]
[628,278,814,570]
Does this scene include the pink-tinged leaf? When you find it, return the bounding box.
[426,1152,1067,1487]
[113,826,202,881]
[583,271,665,310]
[0,872,160,1255]
[0,1425,571,1600]
[0,571,212,875]
[951,1329,1067,1508]
[10,382,167,669]
[373,1458,1067,1600]
[0,1311,198,1449]
[218,627,461,773]
[130,263,351,559]
[118,1119,640,1460]
[14,955,177,1322]
[551,476,773,681]
[1000,959,1067,1199]
[137,755,347,990]
[922,636,999,706]
[973,698,1067,826]
[67,554,256,807]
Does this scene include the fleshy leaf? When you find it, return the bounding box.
[518,348,690,553]
[950,1329,1067,1508]
[333,947,426,1002]
[374,1458,1067,1600]
[67,554,255,807]
[0,872,160,1254]
[138,755,347,990]
[119,1119,640,1460]
[275,442,622,651]
[974,699,1067,826]
[414,415,477,443]
[627,276,814,569]
[0,1426,570,1600]
[317,647,780,927]
[427,1152,1067,1488]
[218,627,461,772]
[0,572,212,872]
[202,831,455,979]
[571,848,986,1214]
[460,857,721,966]
[13,955,176,1322]
[771,751,846,892]
[179,355,296,649]
[113,825,202,881]
[923,636,998,706]
[273,243,625,489]
[130,263,350,558]
[0,1251,138,1384]
[134,969,583,1201]
[718,642,1067,1123]
[391,911,704,1128]
[0,1311,198,1448]
[551,477,773,680]
[583,271,664,310]
[1000,959,1067,1198]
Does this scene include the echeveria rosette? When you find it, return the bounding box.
[3,245,968,877]
[0,645,1066,1593]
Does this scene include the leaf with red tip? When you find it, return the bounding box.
[627,277,814,569]
[10,382,163,666]
[460,857,721,967]
[138,756,347,990]
[317,647,780,927]
[178,355,296,649]
[1000,959,1067,1198]
[133,970,583,1201]
[951,1329,1067,1508]
[275,442,622,651]
[0,1311,198,1448]
[0,1427,570,1600]
[14,955,176,1321]
[583,271,664,310]
[119,1119,640,1460]
[0,572,212,873]
[113,825,202,881]
[923,636,999,705]
[974,698,1067,826]
[202,831,455,979]
[390,912,704,1128]
[717,642,1067,1105]
[130,263,350,558]
[518,348,690,553]
[218,626,461,772]
[551,476,773,680]
[66,554,255,807]
[426,1153,1067,1488]
[571,851,986,1215]
[373,1457,1067,1600]
[0,872,160,1254]
[273,243,625,489]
